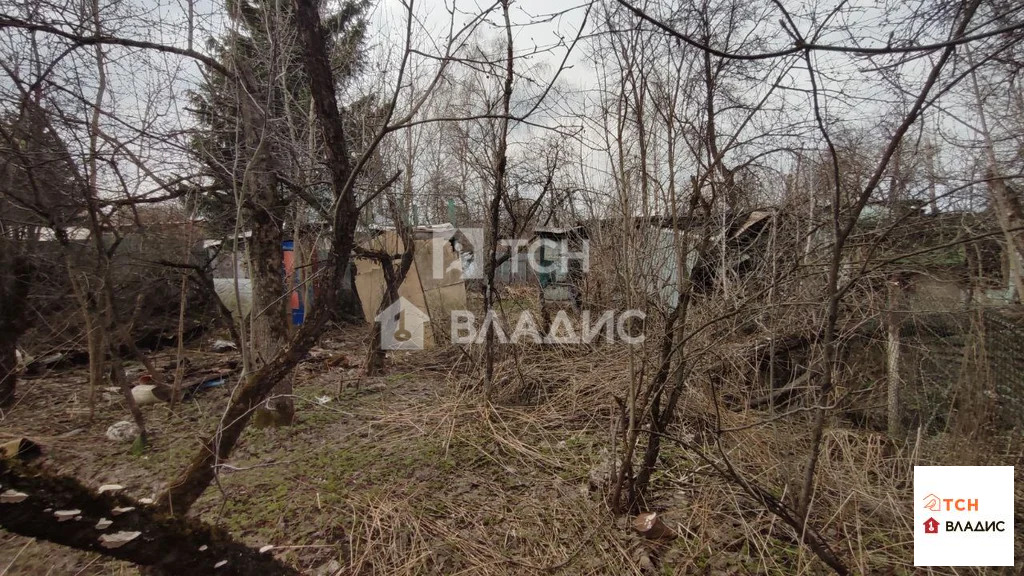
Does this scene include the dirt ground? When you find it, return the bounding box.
[0,325,659,575]
[1,323,1021,575]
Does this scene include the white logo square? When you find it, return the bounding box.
[914,466,1014,566]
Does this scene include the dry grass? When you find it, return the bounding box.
[1,319,1021,575]
[461,303,1023,575]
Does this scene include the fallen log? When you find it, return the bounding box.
[0,459,296,575]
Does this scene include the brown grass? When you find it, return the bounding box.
[1,319,1020,575]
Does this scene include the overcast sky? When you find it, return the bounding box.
[0,0,994,212]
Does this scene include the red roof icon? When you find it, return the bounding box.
[924,517,939,534]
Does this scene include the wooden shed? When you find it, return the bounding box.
[353,225,468,348]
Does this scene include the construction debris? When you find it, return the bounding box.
[131,384,163,406]
[211,339,238,352]
[105,421,139,443]
[53,509,81,522]
[98,531,141,549]
[632,512,676,540]
[0,490,29,503]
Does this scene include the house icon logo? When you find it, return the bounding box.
[923,494,941,511]
[923,517,940,534]
[375,297,429,350]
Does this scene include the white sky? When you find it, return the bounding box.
[0,0,1003,214]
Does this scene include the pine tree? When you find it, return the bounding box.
[0,102,78,406]
[189,0,369,425]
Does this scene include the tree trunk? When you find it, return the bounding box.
[84,308,105,421]
[967,47,1024,300]
[247,144,293,429]
[0,333,17,408]
[338,281,362,321]
[612,305,677,512]
[0,251,32,408]
[158,318,324,514]
[93,262,149,444]
[158,0,362,514]
[886,277,902,439]
[360,207,416,377]
[626,179,707,512]
[363,254,409,377]
[482,0,514,402]
[67,261,106,421]
[250,213,293,427]
[799,0,981,516]
[110,348,148,443]
[0,460,296,575]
